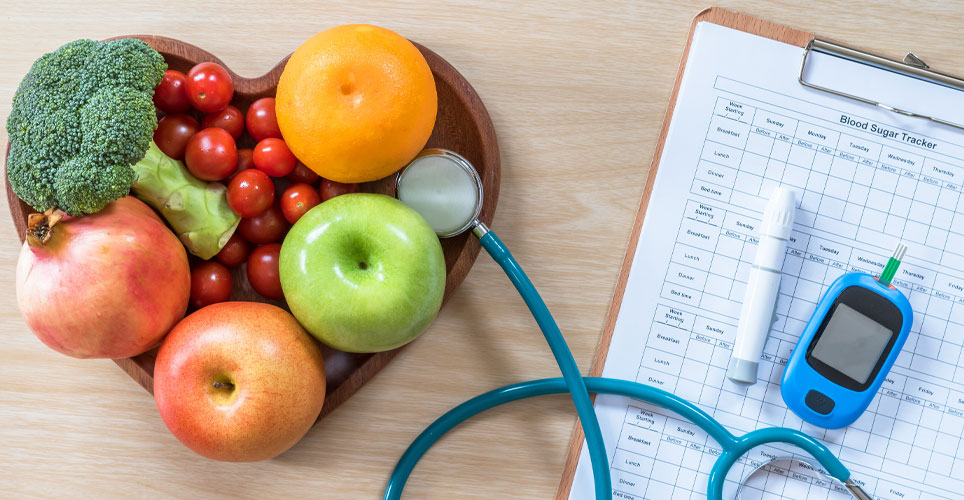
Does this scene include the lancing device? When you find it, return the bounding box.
[728,187,797,385]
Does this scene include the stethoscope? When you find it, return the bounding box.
[386,149,873,500]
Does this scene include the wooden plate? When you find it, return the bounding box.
[4,35,500,422]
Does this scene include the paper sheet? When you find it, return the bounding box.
[569,22,964,500]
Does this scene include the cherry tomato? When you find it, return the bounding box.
[238,202,289,244]
[281,183,322,224]
[190,261,233,308]
[154,113,199,160]
[153,70,191,113]
[227,169,274,217]
[319,178,361,202]
[185,128,238,181]
[247,243,284,300]
[237,148,255,171]
[201,105,244,139]
[246,97,282,141]
[286,162,320,184]
[185,62,234,113]
[226,149,255,183]
[253,138,297,177]
[215,232,251,268]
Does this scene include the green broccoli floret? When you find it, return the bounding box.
[81,87,159,166]
[93,38,167,91]
[54,158,136,216]
[5,38,166,215]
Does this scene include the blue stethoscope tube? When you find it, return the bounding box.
[383,224,866,499]
[383,378,851,500]
[473,225,612,499]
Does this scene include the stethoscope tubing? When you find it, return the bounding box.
[383,225,855,500]
[382,376,851,500]
[473,226,612,499]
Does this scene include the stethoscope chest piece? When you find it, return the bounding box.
[396,149,484,238]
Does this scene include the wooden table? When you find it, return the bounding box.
[2,1,963,498]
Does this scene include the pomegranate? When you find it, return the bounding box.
[16,196,191,358]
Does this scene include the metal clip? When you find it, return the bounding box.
[903,52,929,69]
[799,38,964,132]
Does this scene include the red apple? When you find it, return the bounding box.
[153,302,326,461]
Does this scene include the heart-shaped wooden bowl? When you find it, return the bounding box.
[5,35,500,422]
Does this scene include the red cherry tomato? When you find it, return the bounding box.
[253,138,297,177]
[190,261,233,308]
[227,169,274,217]
[286,162,320,184]
[185,62,234,113]
[201,105,244,139]
[227,149,254,183]
[153,113,199,160]
[247,243,284,300]
[246,97,282,142]
[281,183,322,224]
[319,178,361,202]
[238,203,289,244]
[237,149,254,171]
[153,70,191,114]
[184,128,238,181]
[215,232,251,268]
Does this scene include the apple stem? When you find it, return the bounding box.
[213,381,234,391]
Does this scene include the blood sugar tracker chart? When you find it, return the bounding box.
[569,23,964,500]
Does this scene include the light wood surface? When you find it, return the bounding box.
[3,1,964,499]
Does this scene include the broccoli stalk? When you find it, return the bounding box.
[6,38,166,216]
[130,142,240,260]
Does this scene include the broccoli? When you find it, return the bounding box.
[6,38,166,215]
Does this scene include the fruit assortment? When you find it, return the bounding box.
[7,24,457,462]
[152,57,377,306]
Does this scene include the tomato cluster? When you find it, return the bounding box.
[154,63,360,309]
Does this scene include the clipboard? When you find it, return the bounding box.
[554,6,964,498]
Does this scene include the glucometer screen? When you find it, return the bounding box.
[809,303,893,384]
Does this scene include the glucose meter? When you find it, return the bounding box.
[782,245,913,429]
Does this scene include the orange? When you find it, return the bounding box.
[275,25,438,183]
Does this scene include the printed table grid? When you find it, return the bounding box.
[610,300,964,500]
[696,97,964,273]
[606,92,964,499]
[665,200,964,387]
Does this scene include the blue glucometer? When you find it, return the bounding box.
[782,271,913,429]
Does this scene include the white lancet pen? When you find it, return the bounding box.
[728,186,797,385]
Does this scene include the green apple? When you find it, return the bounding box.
[279,193,446,352]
